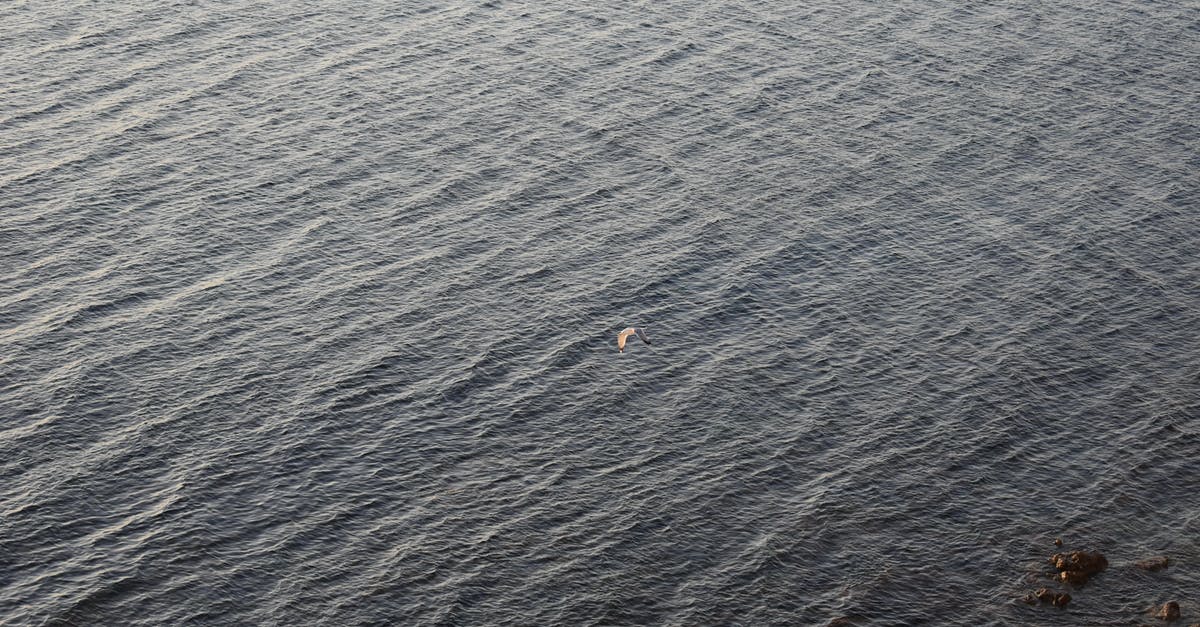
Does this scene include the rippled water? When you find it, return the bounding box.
[2,1,1198,625]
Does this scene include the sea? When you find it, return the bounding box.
[1,1,1198,625]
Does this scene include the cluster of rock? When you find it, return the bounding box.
[1028,587,1072,607]
[1021,544,1108,608]
[1049,549,1109,585]
[1021,540,1187,623]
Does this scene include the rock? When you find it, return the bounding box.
[1027,587,1071,607]
[828,618,854,627]
[1157,601,1180,621]
[1050,550,1108,585]
[1055,537,1063,547]
[1136,556,1169,572]
[1068,551,1109,576]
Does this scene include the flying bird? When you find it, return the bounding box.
[617,327,650,352]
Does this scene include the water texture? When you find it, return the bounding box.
[2,1,1198,625]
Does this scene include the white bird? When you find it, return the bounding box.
[617,327,650,352]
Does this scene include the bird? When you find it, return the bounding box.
[617,327,650,352]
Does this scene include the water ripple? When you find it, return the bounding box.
[2,0,1199,625]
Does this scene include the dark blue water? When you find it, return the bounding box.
[2,1,1198,625]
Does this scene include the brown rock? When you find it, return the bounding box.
[1055,537,1063,547]
[828,618,854,627]
[1028,588,1071,607]
[1068,551,1109,576]
[1157,601,1181,620]
[1136,556,1169,572]
[1050,550,1108,584]
[1152,600,1180,619]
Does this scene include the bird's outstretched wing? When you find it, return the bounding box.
[635,328,650,344]
[617,327,636,352]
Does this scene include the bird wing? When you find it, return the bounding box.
[635,328,650,343]
[617,327,635,352]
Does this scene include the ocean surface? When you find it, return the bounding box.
[2,1,1198,625]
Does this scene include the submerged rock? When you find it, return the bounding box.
[1136,556,1169,572]
[1030,588,1070,607]
[1060,570,1090,585]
